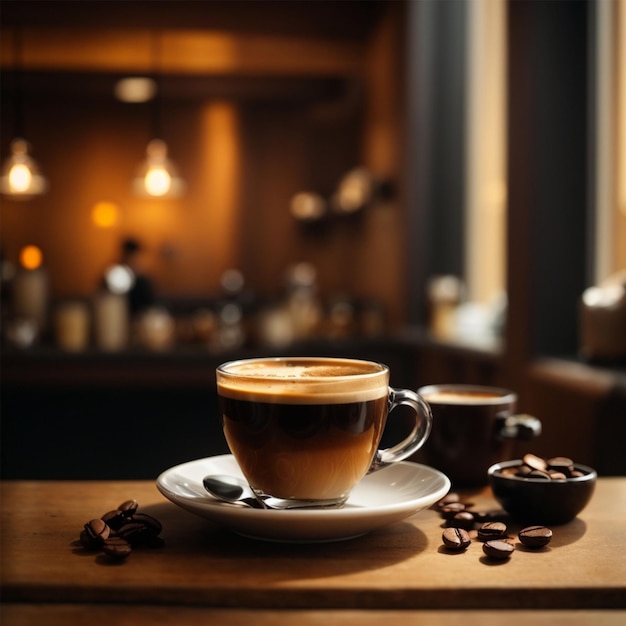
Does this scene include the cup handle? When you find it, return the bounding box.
[369,388,433,472]
[496,413,542,440]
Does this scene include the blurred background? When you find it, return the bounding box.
[1,0,624,479]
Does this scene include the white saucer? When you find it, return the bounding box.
[156,454,450,542]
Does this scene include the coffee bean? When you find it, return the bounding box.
[527,469,551,480]
[547,471,567,481]
[436,493,460,509]
[518,525,552,548]
[500,454,588,481]
[132,513,163,536]
[477,521,507,541]
[101,510,126,531]
[523,453,548,472]
[77,498,164,564]
[117,522,153,546]
[483,540,515,560]
[118,499,139,517]
[547,457,574,475]
[103,537,132,560]
[84,518,110,543]
[439,502,466,519]
[450,511,475,530]
[79,529,102,550]
[442,527,471,551]
[515,465,533,477]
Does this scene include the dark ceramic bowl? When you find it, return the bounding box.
[488,459,597,525]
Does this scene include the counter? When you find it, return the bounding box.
[1,476,624,624]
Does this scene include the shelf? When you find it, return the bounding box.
[0,335,415,389]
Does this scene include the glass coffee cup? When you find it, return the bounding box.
[216,356,433,509]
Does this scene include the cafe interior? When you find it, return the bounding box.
[1,0,625,484]
[1,2,626,624]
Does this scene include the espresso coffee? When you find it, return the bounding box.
[423,390,503,404]
[217,358,389,501]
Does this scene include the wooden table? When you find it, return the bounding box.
[1,477,625,625]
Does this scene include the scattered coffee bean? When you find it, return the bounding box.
[118,499,139,517]
[117,522,153,546]
[433,475,559,565]
[436,490,560,561]
[477,521,507,541]
[483,540,515,560]
[79,528,102,550]
[132,513,163,536]
[450,511,475,530]
[442,527,471,551]
[77,499,164,563]
[518,525,552,548]
[101,510,126,531]
[102,536,132,560]
[435,493,460,510]
[84,518,110,544]
[439,502,467,519]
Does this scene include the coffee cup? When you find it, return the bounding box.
[417,384,541,487]
[216,356,433,508]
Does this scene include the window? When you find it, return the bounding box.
[594,0,626,282]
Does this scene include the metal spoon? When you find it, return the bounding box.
[202,474,266,509]
[202,475,334,510]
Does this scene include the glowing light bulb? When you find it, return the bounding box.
[145,164,172,196]
[8,162,32,193]
[133,139,184,198]
[1,139,47,198]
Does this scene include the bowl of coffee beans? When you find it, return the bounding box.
[488,454,597,525]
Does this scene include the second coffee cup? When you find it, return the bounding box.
[216,356,433,509]
[418,384,542,487]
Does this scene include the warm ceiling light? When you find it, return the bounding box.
[131,32,185,199]
[133,139,185,198]
[1,138,48,198]
[114,77,157,103]
[19,244,43,270]
[2,30,48,200]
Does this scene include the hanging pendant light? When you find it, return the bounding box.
[132,31,185,198]
[1,30,48,199]
[133,138,184,197]
[1,138,48,197]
